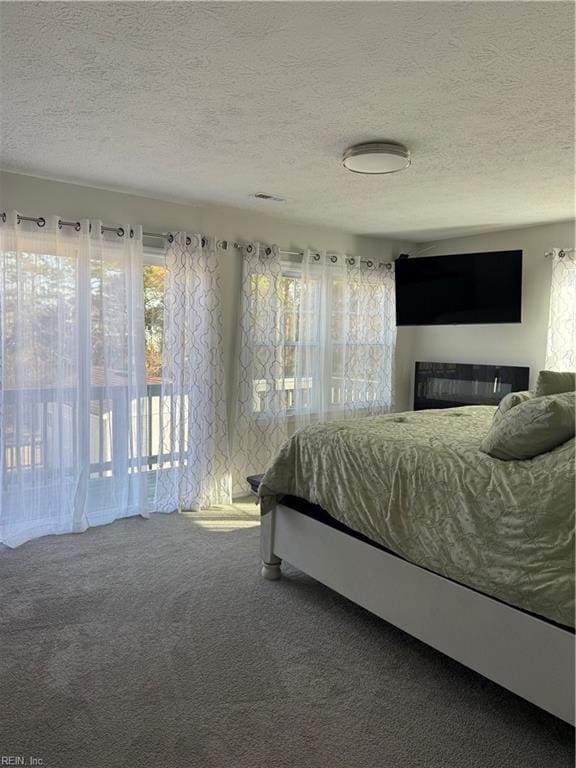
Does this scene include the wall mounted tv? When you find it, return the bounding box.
[395,250,522,326]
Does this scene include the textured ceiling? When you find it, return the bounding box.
[0,1,574,241]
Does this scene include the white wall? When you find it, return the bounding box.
[0,171,415,410]
[406,220,575,401]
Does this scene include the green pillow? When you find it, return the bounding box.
[534,370,576,397]
[492,390,533,426]
[480,391,575,461]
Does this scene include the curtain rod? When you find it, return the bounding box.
[1,212,393,268]
[231,243,392,269]
[3,213,209,244]
[2,212,172,241]
[544,248,575,258]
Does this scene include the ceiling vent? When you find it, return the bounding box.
[253,193,286,202]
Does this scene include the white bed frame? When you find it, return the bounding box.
[260,499,575,725]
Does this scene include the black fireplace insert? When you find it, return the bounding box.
[414,361,530,410]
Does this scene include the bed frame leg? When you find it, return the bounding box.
[261,560,282,580]
[260,497,282,580]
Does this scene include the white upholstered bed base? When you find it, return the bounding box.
[260,500,575,725]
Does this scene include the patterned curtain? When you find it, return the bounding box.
[230,245,396,496]
[545,250,576,371]
[153,234,231,512]
[230,243,288,497]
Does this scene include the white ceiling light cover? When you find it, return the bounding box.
[343,142,411,174]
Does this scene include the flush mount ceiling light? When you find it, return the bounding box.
[342,141,411,174]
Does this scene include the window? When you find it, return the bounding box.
[141,250,166,475]
[249,261,394,416]
[88,251,167,480]
[330,276,393,407]
[279,271,321,411]
[143,264,166,381]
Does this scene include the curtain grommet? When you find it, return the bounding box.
[58,219,63,230]
[37,217,46,228]
[130,228,134,238]
[1,212,6,223]
[116,227,125,237]
[265,247,271,256]
[367,260,374,268]
[186,236,192,246]
[16,214,22,224]
[167,233,174,243]
[201,237,206,248]
[75,222,82,232]
[349,258,355,266]
[247,244,253,254]
[330,254,337,263]
[313,253,321,261]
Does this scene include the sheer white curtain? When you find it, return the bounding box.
[230,245,396,495]
[153,233,231,512]
[545,249,576,371]
[0,211,148,547]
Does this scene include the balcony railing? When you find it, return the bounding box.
[2,384,167,477]
[3,377,386,477]
[251,376,383,413]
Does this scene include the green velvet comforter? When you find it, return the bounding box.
[259,406,575,628]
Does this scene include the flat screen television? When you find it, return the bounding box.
[395,250,522,326]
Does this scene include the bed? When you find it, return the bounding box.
[255,405,575,724]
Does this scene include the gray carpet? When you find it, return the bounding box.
[0,502,573,768]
